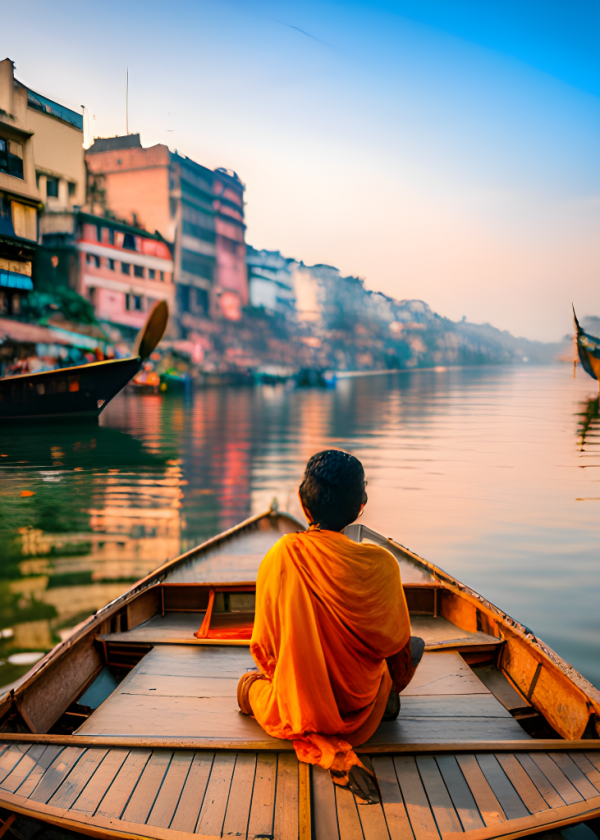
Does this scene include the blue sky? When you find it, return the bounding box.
[3,0,600,341]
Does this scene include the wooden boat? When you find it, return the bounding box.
[0,302,168,423]
[1,509,600,840]
[573,308,600,387]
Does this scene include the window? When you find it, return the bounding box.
[86,254,100,268]
[194,287,209,314]
[0,291,6,314]
[133,265,144,278]
[133,295,143,311]
[11,202,36,240]
[108,258,115,271]
[108,228,115,245]
[96,225,103,242]
[68,182,76,197]
[160,271,165,282]
[12,294,20,315]
[125,293,131,311]
[148,268,156,280]
[181,250,214,281]
[121,262,131,275]
[0,139,24,179]
[123,233,137,250]
[46,178,59,198]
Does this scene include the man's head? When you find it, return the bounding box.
[299,449,368,532]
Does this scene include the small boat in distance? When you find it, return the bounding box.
[1,508,600,840]
[573,307,600,388]
[0,301,169,423]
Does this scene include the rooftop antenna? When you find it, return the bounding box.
[126,67,129,135]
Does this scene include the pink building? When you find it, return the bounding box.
[85,136,247,332]
[77,213,174,334]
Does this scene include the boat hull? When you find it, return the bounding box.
[0,357,141,422]
[2,511,600,840]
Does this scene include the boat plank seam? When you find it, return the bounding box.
[68,747,130,815]
[169,750,215,832]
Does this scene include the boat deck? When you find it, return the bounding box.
[2,739,600,840]
[75,647,528,745]
[3,514,600,839]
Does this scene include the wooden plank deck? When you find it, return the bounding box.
[2,741,600,840]
[77,648,527,745]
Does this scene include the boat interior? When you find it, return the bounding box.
[1,512,600,840]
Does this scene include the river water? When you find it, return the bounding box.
[1,364,599,690]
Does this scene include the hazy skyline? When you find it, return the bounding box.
[3,0,600,341]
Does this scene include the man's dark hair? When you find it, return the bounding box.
[299,450,368,532]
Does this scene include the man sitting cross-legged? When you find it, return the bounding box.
[237,449,424,803]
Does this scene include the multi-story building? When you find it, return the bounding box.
[85,136,247,330]
[0,58,85,314]
[76,214,175,335]
[246,246,297,319]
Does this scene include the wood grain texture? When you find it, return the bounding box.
[274,752,299,840]
[393,756,440,840]
[248,751,277,839]
[513,754,565,810]
[401,652,490,697]
[15,746,65,799]
[68,748,129,815]
[95,748,151,818]
[0,745,29,785]
[528,753,583,806]
[570,753,600,792]
[313,765,340,840]
[28,746,86,804]
[415,755,462,834]
[475,755,529,820]
[435,754,484,832]
[365,716,530,746]
[335,783,364,840]
[357,797,391,840]
[195,750,236,836]
[371,756,414,840]
[169,751,214,833]
[146,750,194,829]
[122,750,172,824]
[0,745,44,793]
[221,752,256,839]
[455,754,505,826]
[16,639,102,734]
[410,616,499,650]
[494,753,549,814]
[400,696,513,718]
[548,752,600,799]
[48,748,108,810]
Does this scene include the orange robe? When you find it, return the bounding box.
[248,528,411,770]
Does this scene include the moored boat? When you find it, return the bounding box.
[1,509,600,840]
[0,302,169,422]
[573,308,600,388]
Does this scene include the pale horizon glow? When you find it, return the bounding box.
[3,0,600,341]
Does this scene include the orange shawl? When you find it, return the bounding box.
[248,528,410,770]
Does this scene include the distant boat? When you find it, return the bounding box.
[0,301,168,423]
[573,307,600,386]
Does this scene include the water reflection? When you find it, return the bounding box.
[1,366,600,691]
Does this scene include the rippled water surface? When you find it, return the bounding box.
[1,365,599,688]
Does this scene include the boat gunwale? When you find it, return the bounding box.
[353,523,600,716]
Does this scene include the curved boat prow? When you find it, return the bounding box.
[0,303,170,423]
[573,305,600,387]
